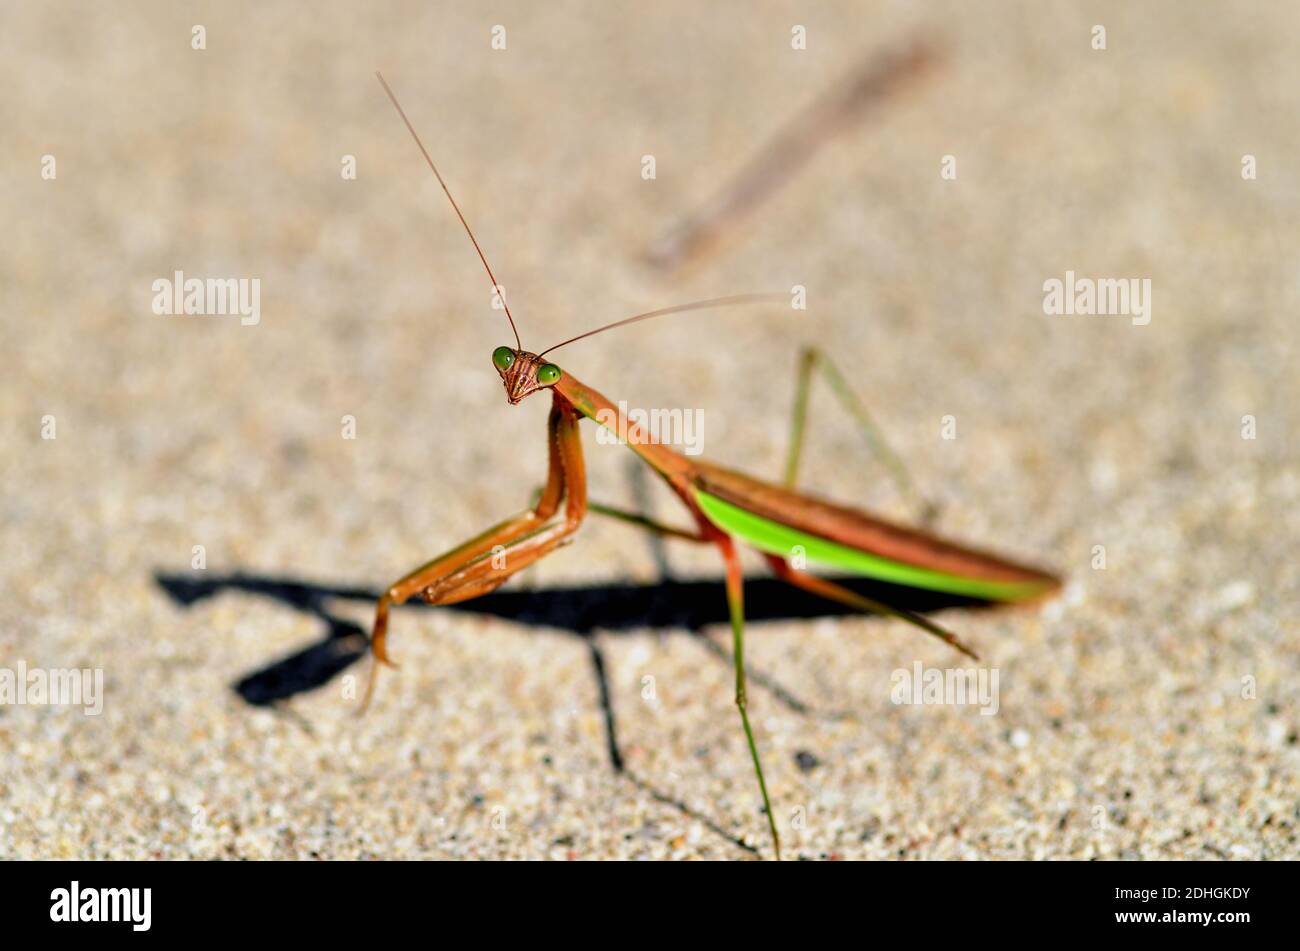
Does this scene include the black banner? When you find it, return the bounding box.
[1,860,1280,938]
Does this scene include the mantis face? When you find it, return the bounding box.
[492,346,562,404]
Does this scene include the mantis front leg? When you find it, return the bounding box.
[363,398,586,707]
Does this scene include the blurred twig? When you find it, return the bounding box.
[646,37,944,273]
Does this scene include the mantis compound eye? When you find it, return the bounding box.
[537,364,561,385]
[492,346,516,371]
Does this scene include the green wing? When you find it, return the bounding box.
[693,488,1051,602]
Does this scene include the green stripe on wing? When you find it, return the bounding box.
[692,488,1049,602]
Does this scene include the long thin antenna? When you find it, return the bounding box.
[538,293,785,357]
[375,71,522,351]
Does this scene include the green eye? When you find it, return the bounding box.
[492,346,516,371]
[537,364,561,385]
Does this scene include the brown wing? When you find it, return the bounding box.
[692,461,1060,588]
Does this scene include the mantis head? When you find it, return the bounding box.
[492,347,562,404]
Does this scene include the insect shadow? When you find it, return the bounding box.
[153,566,987,854]
[154,570,986,748]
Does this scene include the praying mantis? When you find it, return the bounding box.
[366,72,1061,860]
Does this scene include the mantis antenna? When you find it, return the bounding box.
[376,71,523,351]
[538,292,786,357]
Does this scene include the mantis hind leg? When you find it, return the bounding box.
[782,346,935,522]
[719,536,782,860]
[763,553,978,660]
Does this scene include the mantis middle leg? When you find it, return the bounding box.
[718,534,782,860]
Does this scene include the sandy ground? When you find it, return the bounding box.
[1,1,1296,860]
